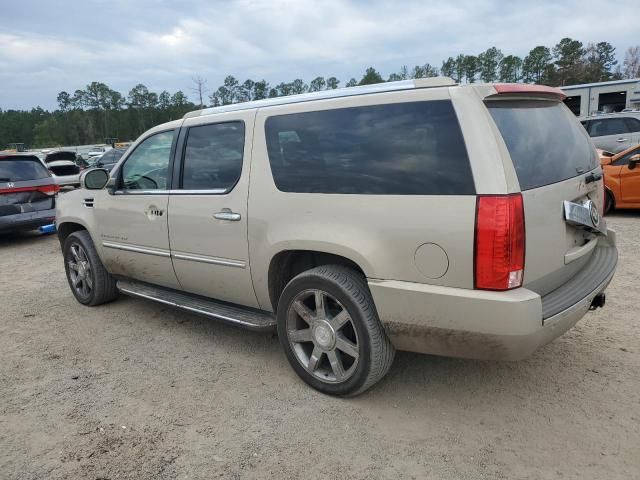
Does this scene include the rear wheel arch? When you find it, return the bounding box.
[268,250,368,312]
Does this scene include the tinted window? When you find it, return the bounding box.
[614,147,640,166]
[588,118,630,137]
[121,131,174,190]
[181,122,244,191]
[488,101,598,191]
[625,117,640,132]
[265,101,474,195]
[0,158,50,182]
[100,149,125,165]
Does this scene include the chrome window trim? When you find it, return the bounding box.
[112,189,229,195]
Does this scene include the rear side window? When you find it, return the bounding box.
[181,122,244,191]
[488,101,598,191]
[264,101,475,195]
[626,117,640,132]
[587,118,630,137]
[0,158,50,182]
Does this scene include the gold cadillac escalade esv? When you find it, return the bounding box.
[56,78,617,396]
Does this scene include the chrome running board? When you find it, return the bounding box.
[117,280,276,331]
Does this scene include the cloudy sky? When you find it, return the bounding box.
[1,0,637,110]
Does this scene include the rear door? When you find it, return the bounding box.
[167,111,259,307]
[587,117,633,153]
[625,117,640,146]
[487,99,603,296]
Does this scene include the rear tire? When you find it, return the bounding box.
[63,230,118,306]
[277,265,395,396]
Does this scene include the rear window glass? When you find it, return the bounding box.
[0,158,50,182]
[265,100,475,195]
[488,101,598,191]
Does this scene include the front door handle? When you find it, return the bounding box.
[213,210,241,221]
[616,138,628,142]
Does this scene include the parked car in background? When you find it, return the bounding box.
[600,143,640,213]
[90,148,127,172]
[582,112,640,153]
[0,154,58,233]
[87,146,111,160]
[43,150,81,187]
[57,80,616,396]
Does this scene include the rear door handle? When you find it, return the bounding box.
[616,138,628,142]
[213,211,241,221]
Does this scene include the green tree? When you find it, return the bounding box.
[499,55,523,82]
[358,67,384,85]
[411,63,439,79]
[552,37,585,85]
[325,77,340,89]
[462,56,478,83]
[345,78,358,87]
[478,47,503,82]
[583,42,617,82]
[441,57,455,78]
[253,80,270,100]
[522,46,553,84]
[309,76,326,92]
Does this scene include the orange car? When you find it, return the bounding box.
[599,144,640,213]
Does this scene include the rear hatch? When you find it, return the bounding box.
[486,97,605,297]
[44,151,80,176]
[0,157,58,217]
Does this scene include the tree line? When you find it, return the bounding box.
[1,38,639,149]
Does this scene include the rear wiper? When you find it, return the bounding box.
[0,177,12,182]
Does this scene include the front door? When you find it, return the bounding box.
[618,148,640,204]
[94,128,180,289]
[168,111,259,307]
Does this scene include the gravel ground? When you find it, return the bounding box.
[1,212,639,480]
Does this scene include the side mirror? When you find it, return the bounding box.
[81,168,110,190]
[629,154,640,170]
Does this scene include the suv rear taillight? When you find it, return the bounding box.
[474,194,525,291]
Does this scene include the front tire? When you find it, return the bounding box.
[277,265,395,396]
[63,230,118,306]
[604,190,614,215]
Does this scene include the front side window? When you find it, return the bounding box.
[181,122,244,191]
[121,130,174,190]
[588,118,630,137]
[614,147,640,166]
[625,117,640,132]
[264,101,474,195]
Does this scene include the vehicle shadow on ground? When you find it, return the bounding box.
[112,294,606,404]
[0,230,54,248]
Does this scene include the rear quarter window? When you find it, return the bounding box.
[488,101,598,191]
[0,158,50,182]
[264,100,475,195]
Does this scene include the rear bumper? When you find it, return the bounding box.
[0,209,56,233]
[369,233,617,360]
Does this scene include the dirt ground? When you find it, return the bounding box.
[1,213,639,480]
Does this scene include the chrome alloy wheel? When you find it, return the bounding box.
[286,289,360,383]
[67,243,93,298]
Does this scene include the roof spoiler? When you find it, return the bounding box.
[492,84,567,101]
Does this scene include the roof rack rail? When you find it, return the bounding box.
[183,77,457,119]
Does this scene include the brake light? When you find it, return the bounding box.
[0,183,59,195]
[474,194,525,290]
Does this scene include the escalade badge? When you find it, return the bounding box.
[563,200,606,235]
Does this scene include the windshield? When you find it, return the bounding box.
[487,101,598,190]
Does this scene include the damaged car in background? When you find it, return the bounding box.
[42,150,82,187]
[0,154,58,233]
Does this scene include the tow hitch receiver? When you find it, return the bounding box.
[590,293,606,310]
